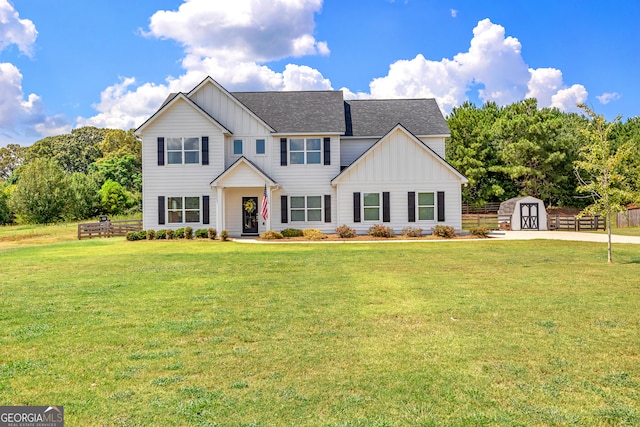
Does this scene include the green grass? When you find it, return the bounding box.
[1,236,639,425]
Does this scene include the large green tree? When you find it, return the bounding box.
[0,143,27,180]
[490,99,582,207]
[27,126,106,174]
[9,158,71,224]
[575,104,639,263]
[446,101,516,206]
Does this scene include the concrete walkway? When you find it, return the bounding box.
[488,230,640,244]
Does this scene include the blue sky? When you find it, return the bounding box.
[1,0,638,146]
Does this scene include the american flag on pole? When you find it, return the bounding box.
[261,184,269,220]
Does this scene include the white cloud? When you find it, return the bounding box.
[0,0,37,56]
[596,92,621,104]
[0,62,70,142]
[451,9,458,18]
[145,0,327,62]
[80,0,334,128]
[366,18,588,114]
[550,84,588,112]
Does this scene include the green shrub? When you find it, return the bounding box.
[184,227,193,239]
[432,225,456,238]
[137,230,147,240]
[175,228,185,239]
[469,226,490,237]
[146,230,156,240]
[260,230,283,240]
[368,224,394,238]
[303,228,324,240]
[281,228,303,237]
[126,231,139,241]
[208,228,217,240]
[336,224,356,238]
[155,229,166,240]
[401,226,423,237]
[166,229,175,240]
[220,230,229,241]
[195,229,208,239]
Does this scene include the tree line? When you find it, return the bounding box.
[0,99,638,225]
[0,127,141,224]
[446,99,640,209]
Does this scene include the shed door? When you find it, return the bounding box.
[520,202,539,230]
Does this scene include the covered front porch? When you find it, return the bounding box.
[210,157,278,237]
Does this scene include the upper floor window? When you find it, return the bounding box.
[233,139,243,155]
[256,139,265,155]
[290,138,321,165]
[167,196,200,223]
[167,137,199,164]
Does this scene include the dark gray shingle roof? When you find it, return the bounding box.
[231,91,346,134]
[344,99,449,136]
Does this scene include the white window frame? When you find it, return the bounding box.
[255,138,266,155]
[417,191,435,221]
[167,196,200,224]
[363,192,380,221]
[233,139,243,156]
[167,137,200,165]
[290,196,322,222]
[289,137,321,165]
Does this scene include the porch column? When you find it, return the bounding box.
[216,187,224,234]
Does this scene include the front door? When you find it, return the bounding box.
[242,197,259,235]
[520,202,539,230]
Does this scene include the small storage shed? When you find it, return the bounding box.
[498,196,548,230]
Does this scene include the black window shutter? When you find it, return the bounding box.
[280,138,288,166]
[281,195,288,223]
[157,137,165,166]
[201,136,209,165]
[324,195,331,223]
[408,192,416,222]
[437,191,445,222]
[202,195,210,224]
[323,137,331,165]
[383,192,390,223]
[353,192,361,223]
[158,196,165,225]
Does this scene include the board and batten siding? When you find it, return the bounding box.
[334,128,464,233]
[269,135,340,234]
[340,136,447,167]
[140,100,224,230]
[189,83,272,136]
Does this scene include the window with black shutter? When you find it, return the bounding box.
[280,195,288,223]
[323,137,331,165]
[158,196,165,224]
[324,195,331,223]
[201,137,209,165]
[157,137,165,166]
[280,138,287,166]
[202,195,210,224]
[383,192,390,222]
[353,192,361,223]
[408,192,416,222]
[437,191,445,222]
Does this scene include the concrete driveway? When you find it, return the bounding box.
[488,230,640,244]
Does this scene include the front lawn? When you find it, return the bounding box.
[1,238,639,425]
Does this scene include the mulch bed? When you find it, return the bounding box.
[258,233,485,242]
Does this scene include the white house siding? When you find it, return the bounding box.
[269,135,340,235]
[340,136,446,168]
[334,128,463,233]
[141,99,225,230]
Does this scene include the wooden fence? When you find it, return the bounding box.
[462,202,501,214]
[547,215,606,231]
[616,208,640,228]
[462,214,499,230]
[78,219,142,240]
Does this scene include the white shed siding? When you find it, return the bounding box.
[140,100,224,230]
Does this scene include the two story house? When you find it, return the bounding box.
[135,77,467,237]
